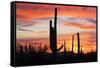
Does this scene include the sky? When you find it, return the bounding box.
[16,3,97,53]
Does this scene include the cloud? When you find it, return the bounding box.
[16,3,96,12]
[16,21,36,27]
[31,16,96,30]
[16,16,96,39]
[16,3,96,22]
[64,22,96,30]
[16,3,54,11]
[17,27,34,32]
[17,14,29,19]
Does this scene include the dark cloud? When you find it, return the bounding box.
[16,3,54,11]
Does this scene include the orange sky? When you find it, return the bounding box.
[16,3,96,22]
[16,3,97,54]
[16,32,96,54]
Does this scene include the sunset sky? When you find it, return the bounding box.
[16,3,97,54]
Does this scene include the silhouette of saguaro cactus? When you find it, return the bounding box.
[64,40,67,56]
[72,34,74,53]
[64,41,67,52]
[50,8,63,58]
[80,45,82,53]
[77,32,80,54]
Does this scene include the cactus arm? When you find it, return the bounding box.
[57,45,63,52]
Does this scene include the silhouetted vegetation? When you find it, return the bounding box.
[72,34,74,53]
[77,32,80,54]
[15,8,97,66]
[16,43,97,66]
[50,8,63,60]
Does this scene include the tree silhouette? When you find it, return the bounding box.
[42,44,48,53]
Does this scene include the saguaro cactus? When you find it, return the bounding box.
[77,32,80,54]
[63,40,67,57]
[72,34,74,53]
[50,8,63,58]
[64,41,66,52]
[80,45,82,53]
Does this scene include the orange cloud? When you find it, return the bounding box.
[64,22,96,30]
[16,3,96,22]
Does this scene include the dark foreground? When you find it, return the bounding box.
[15,51,97,66]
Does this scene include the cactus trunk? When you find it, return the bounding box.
[77,32,80,54]
[64,41,66,52]
[72,34,74,53]
[64,41,67,57]
[80,45,82,53]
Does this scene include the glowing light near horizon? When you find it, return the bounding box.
[16,3,97,54]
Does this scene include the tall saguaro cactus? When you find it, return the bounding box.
[77,32,80,54]
[72,34,74,53]
[50,8,63,58]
